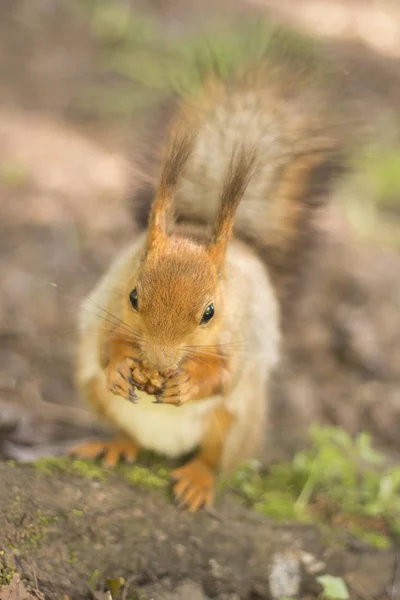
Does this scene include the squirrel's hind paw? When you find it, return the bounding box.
[69,436,140,467]
[172,458,215,512]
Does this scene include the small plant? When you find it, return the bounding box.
[316,575,349,600]
[294,427,400,534]
[226,426,400,546]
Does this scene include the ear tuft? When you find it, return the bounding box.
[147,123,197,249]
[208,144,257,265]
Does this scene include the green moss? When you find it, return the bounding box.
[23,510,58,548]
[35,456,109,480]
[121,464,168,489]
[0,552,16,587]
[33,454,169,490]
[3,498,54,554]
[0,567,15,587]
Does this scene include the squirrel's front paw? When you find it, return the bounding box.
[156,370,197,406]
[106,357,138,403]
[131,362,165,396]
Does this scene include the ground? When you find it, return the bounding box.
[0,1,399,599]
[0,460,398,600]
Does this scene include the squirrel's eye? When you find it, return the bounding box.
[200,303,214,325]
[129,288,139,311]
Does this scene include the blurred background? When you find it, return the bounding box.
[0,0,399,472]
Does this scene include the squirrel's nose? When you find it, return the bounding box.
[144,345,178,374]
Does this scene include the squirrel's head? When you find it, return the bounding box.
[123,236,222,372]
[121,125,255,372]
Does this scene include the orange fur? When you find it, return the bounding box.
[103,233,234,407]
[70,435,140,467]
[74,50,351,511]
[172,407,234,511]
[147,124,197,248]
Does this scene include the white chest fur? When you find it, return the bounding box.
[104,384,221,457]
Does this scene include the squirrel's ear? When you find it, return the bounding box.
[208,145,256,266]
[146,187,171,249]
[146,123,197,250]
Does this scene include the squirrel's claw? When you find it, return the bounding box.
[172,458,215,512]
[156,373,193,406]
[107,360,139,402]
[128,388,138,403]
[69,436,140,467]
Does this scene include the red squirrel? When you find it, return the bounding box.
[70,36,351,511]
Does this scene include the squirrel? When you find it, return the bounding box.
[69,32,351,512]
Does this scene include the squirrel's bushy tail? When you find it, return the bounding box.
[131,24,355,297]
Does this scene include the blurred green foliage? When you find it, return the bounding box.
[73,0,400,240]
[316,574,350,600]
[73,0,330,118]
[226,426,400,547]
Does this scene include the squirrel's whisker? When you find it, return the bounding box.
[184,353,231,374]
[83,298,139,336]
[183,341,247,352]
